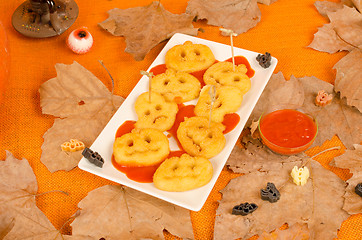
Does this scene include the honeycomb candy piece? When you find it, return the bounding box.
[61,139,85,152]
[153,153,213,192]
[195,85,243,123]
[177,116,225,158]
[203,61,251,95]
[151,69,201,102]
[260,182,280,203]
[232,202,258,216]
[165,41,215,73]
[291,166,310,186]
[113,128,170,167]
[135,92,178,131]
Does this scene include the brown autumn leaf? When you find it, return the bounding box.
[314,0,344,17]
[70,185,194,240]
[0,151,65,239]
[98,1,198,61]
[186,0,261,35]
[227,134,302,174]
[299,75,361,149]
[39,61,124,173]
[332,144,362,214]
[257,0,277,5]
[247,72,304,126]
[308,4,362,53]
[214,156,349,240]
[333,48,362,113]
[257,223,310,240]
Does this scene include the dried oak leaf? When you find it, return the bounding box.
[257,223,310,240]
[0,151,65,239]
[308,5,362,53]
[214,157,349,240]
[332,144,362,214]
[39,61,124,172]
[333,48,362,113]
[98,1,198,61]
[186,0,261,35]
[70,185,193,240]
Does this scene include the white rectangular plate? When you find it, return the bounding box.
[78,33,277,211]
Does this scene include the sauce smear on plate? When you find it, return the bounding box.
[112,151,185,183]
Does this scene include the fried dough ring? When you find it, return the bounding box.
[177,116,225,158]
[135,92,178,131]
[165,41,215,73]
[151,69,201,102]
[113,128,170,167]
[195,85,243,123]
[203,61,251,95]
[153,154,213,192]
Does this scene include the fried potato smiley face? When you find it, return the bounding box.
[135,92,178,131]
[113,128,170,167]
[177,116,225,158]
[203,62,251,95]
[153,154,213,192]
[151,69,201,102]
[165,41,216,73]
[195,85,243,123]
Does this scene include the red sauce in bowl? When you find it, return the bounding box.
[259,109,318,155]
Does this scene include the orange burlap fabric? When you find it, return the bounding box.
[0,0,361,239]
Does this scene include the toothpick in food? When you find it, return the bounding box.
[140,70,155,102]
[220,28,238,71]
[208,85,216,128]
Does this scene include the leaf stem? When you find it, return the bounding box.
[98,60,115,95]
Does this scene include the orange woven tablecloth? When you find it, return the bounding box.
[0,0,361,239]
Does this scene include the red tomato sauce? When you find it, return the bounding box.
[222,113,240,134]
[167,104,196,149]
[259,109,317,151]
[112,151,185,183]
[149,64,167,76]
[115,120,136,138]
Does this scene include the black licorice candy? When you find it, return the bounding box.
[232,202,258,216]
[355,183,362,197]
[256,52,271,68]
[82,148,104,168]
[261,182,280,203]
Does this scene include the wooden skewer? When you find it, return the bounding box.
[140,70,154,102]
[208,85,216,128]
[220,28,238,71]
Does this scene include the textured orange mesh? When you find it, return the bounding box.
[0,0,360,239]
